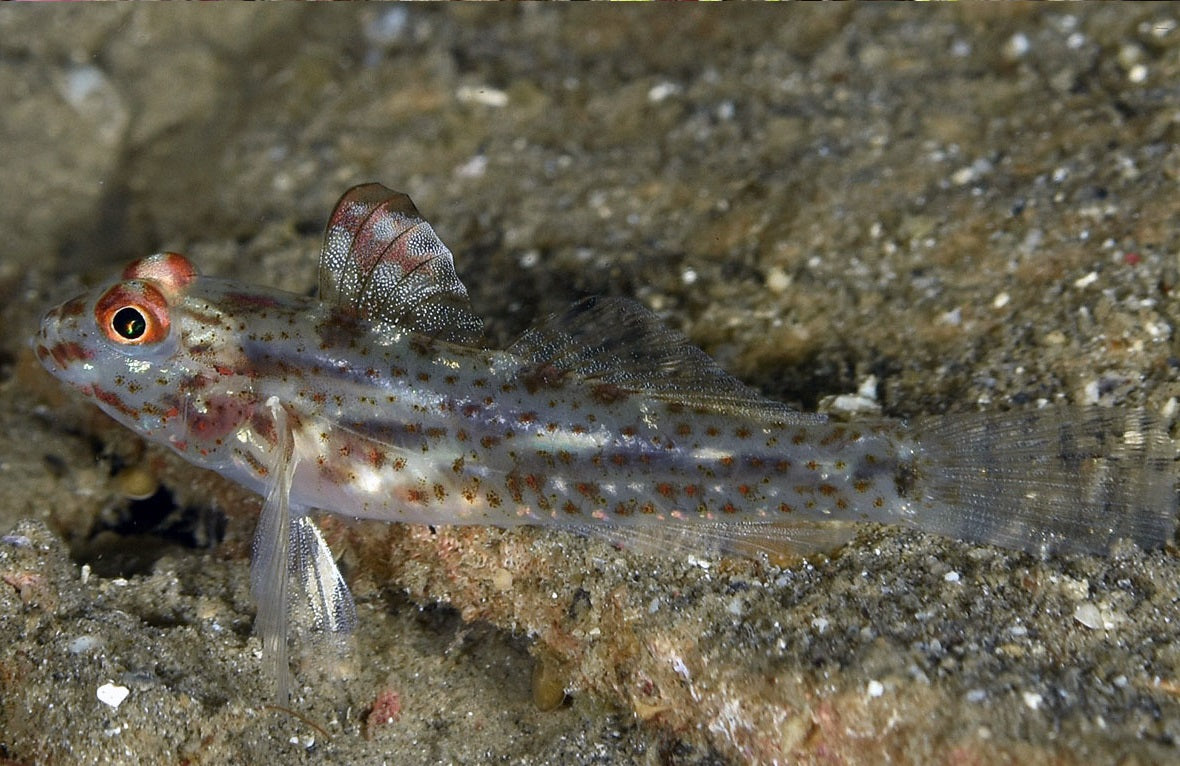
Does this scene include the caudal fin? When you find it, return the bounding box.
[905,408,1177,556]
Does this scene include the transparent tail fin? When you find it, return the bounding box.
[905,407,1177,556]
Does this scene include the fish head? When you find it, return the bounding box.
[33,252,246,451]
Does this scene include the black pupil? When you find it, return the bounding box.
[112,306,147,340]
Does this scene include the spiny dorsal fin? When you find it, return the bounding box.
[318,183,483,344]
[508,296,820,422]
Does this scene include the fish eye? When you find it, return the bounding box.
[111,306,147,340]
[95,281,172,346]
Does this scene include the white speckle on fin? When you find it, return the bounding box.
[293,515,356,635]
[318,183,483,343]
[509,296,821,422]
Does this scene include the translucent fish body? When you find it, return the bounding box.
[34,185,1177,699]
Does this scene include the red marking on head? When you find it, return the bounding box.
[58,295,89,319]
[92,385,138,419]
[95,280,172,346]
[186,395,255,442]
[47,341,94,368]
[122,253,197,298]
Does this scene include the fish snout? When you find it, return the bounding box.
[34,296,93,375]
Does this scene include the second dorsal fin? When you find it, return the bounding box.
[508,296,819,422]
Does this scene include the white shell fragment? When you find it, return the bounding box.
[96,682,130,709]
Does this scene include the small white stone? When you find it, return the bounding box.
[647,81,680,103]
[68,635,102,654]
[1074,603,1103,630]
[765,267,791,294]
[943,571,960,583]
[1004,32,1031,60]
[96,682,129,709]
[1022,691,1043,711]
[867,680,885,698]
[456,85,508,108]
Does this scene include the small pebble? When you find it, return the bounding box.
[96,682,130,709]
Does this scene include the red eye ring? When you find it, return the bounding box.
[95,281,171,345]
